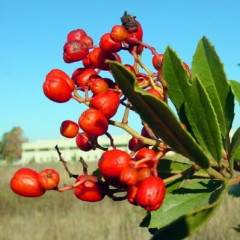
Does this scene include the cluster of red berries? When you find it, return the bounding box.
[11,12,191,211]
[10,168,60,197]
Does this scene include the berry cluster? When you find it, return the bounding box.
[10,168,59,197]
[11,12,191,212]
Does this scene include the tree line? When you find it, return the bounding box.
[0,127,28,162]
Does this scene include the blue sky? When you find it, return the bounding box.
[1,0,240,142]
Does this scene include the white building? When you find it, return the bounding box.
[21,134,131,164]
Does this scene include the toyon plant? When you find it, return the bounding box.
[10,11,240,239]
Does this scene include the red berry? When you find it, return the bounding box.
[124,64,137,75]
[152,53,164,70]
[110,25,128,42]
[60,120,79,138]
[82,56,93,68]
[46,69,75,91]
[75,132,94,151]
[89,75,109,94]
[136,176,166,211]
[74,68,98,90]
[99,33,122,52]
[80,35,94,48]
[119,166,139,186]
[78,108,108,136]
[38,169,60,190]
[88,47,121,70]
[182,62,191,75]
[63,41,89,63]
[67,29,87,42]
[141,126,152,138]
[137,167,151,182]
[74,175,108,202]
[125,21,143,44]
[43,69,74,103]
[127,185,139,205]
[146,87,163,99]
[134,147,157,168]
[103,78,119,90]
[128,136,139,151]
[98,149,131,187]
[10,168,45,197]
[90,90,120,119]
[71,67,85,82]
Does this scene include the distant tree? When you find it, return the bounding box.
[0,127,28,162]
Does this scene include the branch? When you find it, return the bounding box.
[55,145,78,179]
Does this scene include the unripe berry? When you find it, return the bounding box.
[78,108,108,136]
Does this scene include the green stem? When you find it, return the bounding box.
[206,167,225,180]
[72,89,90,105]
[109,120,160,147]
[163,165,196,184]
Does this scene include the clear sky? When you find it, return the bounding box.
[1,0,240,142]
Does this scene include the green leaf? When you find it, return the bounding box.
[158,158,192,174]
[191,36,234,136]
[233,148,240,161]
[230,80,240,105]
[92,168,103,179]
[109,61,210,169]
[229,127,240,160]
[142,180,227,240]
[185,77,222,162]
[162,47,222,162]
[161,46,191,113]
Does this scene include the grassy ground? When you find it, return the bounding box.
[1,162,240,240]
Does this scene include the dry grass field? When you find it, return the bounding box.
[1,162,240,240]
